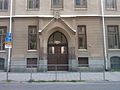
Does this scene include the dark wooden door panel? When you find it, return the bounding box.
[48,45,68,71]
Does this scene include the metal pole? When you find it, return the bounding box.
[55,65,57,81]
[7,0,13,71]
[101,0,108,70]
[30,65,33,81]
[6,68,9,81]
[103,65,106,81]
[6,0,13,81]
[79,69,81,81]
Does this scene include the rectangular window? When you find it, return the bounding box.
[107,26,119,49]
[0,0,8,11]
[78,57,88,67]
[27,58,37,68]
[51,0,63,8]
[0,26,7,50]
[78,25,87,49]
[28,26,37,50]
[27,0,39,10]
[105,0,117,10]
[75,0,87,8]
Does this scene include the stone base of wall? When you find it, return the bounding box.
[9,59,106,72]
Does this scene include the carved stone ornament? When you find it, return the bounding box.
[53,10,60,19]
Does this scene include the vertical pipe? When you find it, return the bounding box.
[101,0,108,70]
[79,69,81,81]
[103,65,106,81]
[30,65,33,81]
[7,0,13,72]
[9,0,13,33]
[37,17,40,72]
[55,65,57,81]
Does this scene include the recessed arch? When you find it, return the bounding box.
[47,31,68,71]
[46,26,72,43]
[48,31,68,45]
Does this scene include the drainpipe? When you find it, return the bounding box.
[37,17,40,68]
[101,0,108,70]
[7,0,13,72]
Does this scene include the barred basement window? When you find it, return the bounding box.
[110,56,120,70]
[105,0,117,10]
[51,0,63,8]
[0,26,7,50]
[107,26,120,49]
[28,26,37,50]
[0,58,4,70]
[77,25,87,49]
[78,57,88,67]
[0,0,8,11]
[75,0,87,8]
[27,58,37,68]
[27,0,39,10]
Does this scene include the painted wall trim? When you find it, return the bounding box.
[1,15,120,18]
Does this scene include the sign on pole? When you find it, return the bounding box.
[5,32,12,48]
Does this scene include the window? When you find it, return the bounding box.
[27,0,39,10]
[28,26,37,50]
[78,25,87,49]
[0,58,4,70]
[78,57,88,67]
[110,56,120,70]
[0,0,8,11]
[105,0,117,10]
[27,58,37,68]
[0,27,7,50]
[51,0,63,8]
[75,0,87,8]
[107,26,119,49]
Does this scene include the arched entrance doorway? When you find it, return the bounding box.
[47,31,68,71]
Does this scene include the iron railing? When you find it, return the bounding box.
[0,64,107,81]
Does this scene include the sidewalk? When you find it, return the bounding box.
[0,72,120,82]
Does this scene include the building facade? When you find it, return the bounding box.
[0,0,120,71]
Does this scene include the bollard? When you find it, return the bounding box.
[30,65,33,81]
[6,64,10,81]
[6,69,9,81]
[55,65,57,81]
[79,71,81,81]
[103,65,106,81]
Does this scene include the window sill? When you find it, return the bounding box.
[74,7,87,11]
[26,67,37,69]
[0,50,6,53]
[78,49,87,52]
[51,8,63,11]
[78,67,89,68]
[108,49,120,51]
[0,10,8,12]
[26,9,40,11]
[105,8,117,11]
[27,50,37,52]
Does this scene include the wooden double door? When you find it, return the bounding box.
[47,31,68,71]
[48,45,68,71]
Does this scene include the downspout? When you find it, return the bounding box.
[101,0,108,70]
[37,17,40,67]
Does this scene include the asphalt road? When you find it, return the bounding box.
[0,82,120,90]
